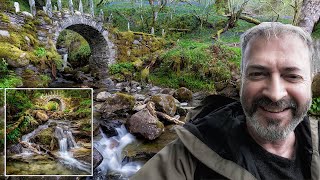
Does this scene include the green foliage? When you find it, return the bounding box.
[0,74,22,88]
[150,71,215,91]
[310,97,320,115]
[34,47,47,57]
[0,58,9,78]
[75,98,92,118]
[312,21,320,39]
[46,101,59,111]
[160,40,212,75]
[0,12,10,23]
[109,62,135,75]
[6,90,34,120]
[69,44,91,67]
[7,127,21,144]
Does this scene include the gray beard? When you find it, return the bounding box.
[243,100,311,142]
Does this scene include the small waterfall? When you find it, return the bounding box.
[67,130,78,148]
[94,124,141,179]
[62,54,68,71]
[59,138,68,153]
[54,126,91,174]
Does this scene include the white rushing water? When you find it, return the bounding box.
[15,119,91,174]
[55,126,91,174]
[94,124,141,179]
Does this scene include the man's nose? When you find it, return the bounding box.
[262,75,287,102]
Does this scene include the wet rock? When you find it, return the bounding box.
[133,104,146,112]
[149,86,162,95]
[99,93,135,116]
[161,88,175,95]
[35,110,49,121]
[31,127,57,150]
[6,144,23,155]
[174,87,193,102]
[94,102,103,112]
[218,84,238,98]
[96,91,112,102]
[93,147,103,169]
[150,94,177,116]
[177,106,188,116]
[100,120,122,137]
[95,78,115,89]
[71,147,91,164]
[21,68,50,87]
[133,94,146,101]
[127,109,164,140]
[312,73,320,97]
[75,71,93,83]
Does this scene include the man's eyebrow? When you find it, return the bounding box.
[246,65,268,71]
[281,67,302,72]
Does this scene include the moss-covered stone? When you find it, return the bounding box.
[173,87,193,102]
[21,69,51,88]
[32,127,58,150]
[0,12,10,23]
[150,94,177,116]
[0,42,29,67]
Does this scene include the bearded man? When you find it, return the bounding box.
[131,22,319,180]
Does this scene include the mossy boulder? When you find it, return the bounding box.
[0,42,29,67]
[100,92,136,116]
[35,110,49,122]
[21,69,51,87]
[173,87,193,102]
[312,73,320,97]
[126,108,164,140]
[31,127,58,150]
[150,94,177,116]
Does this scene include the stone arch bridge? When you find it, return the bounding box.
[35,92,67,111]
[25,0,116,78]
[51,12,116,77]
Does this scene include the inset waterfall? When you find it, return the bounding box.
[94,125,141,179]
[54,126,91,174]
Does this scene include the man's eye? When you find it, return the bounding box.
[284,74,302,82]
[248,72,265,79]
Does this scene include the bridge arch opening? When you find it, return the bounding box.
[45,98,65,111]
[57,30,91,71]
[53,16,116,79]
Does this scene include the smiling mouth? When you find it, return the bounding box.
[260,106,290,113]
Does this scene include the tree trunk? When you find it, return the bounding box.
[297,0,320,34]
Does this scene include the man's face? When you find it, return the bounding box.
[240,35,312,141]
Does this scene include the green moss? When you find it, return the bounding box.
[32,19,42,26]
[115,92,135,108]
[33,127,56,146]
[39,74,51,87]
[0,42,28,64]
[0,12,10,23]
[43,17,52,24]
[0,74,23,88]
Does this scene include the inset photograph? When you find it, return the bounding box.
[0,89,4,176]
[5,88,92,176]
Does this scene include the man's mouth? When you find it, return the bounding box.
[259,106,290,113]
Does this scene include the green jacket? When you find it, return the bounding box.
[131,95,320,180]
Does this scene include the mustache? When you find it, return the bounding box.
[250,96,297,115]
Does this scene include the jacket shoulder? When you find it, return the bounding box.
[130,139,197,180]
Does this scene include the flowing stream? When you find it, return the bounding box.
[94,125,141,179]
[6,119,91,175]
[55,125,91,174]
